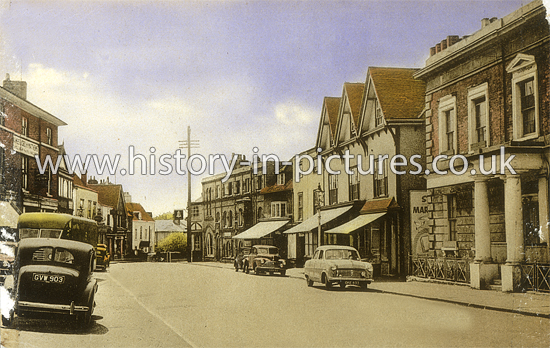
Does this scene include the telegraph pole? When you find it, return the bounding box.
[179,126,199,262]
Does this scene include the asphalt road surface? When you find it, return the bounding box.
[2,262,549,347]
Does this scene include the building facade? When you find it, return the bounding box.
[0,75,67,214]
[413,0,549,291]
[287,70,426,276]
[127,202,155,254]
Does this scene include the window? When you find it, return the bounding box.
[520,79,536,135]
[235,181,240,194]
[438,95,457,155]
[140,226,143,239]
[0,102,5,126]
[206,233,214,256]
[297,192,303,221]
[448,195,457,242]
[22,156,29,190]
[0,147,4,184]
[21,117,28,136]
[277,173,286,186]
[375,99,383,127]
[373,160,388,198]
[305,232,318,257]
[271,202,287,217]
[507,54,539,141]
[46,128,52,145]
[191,206,199,218]
[468,83,489,151]
[349,168,359,201]
[329,174,338,205]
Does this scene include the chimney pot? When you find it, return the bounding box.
[440,39,448,50]
[481,18,491,28]
[430,47,436,56]
[435,43,441,53]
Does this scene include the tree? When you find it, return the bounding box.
[157,232,187,253]
[154,212,174,220]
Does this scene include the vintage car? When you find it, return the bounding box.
[304,245,373,289]
[243,245,286,276]
[95,243,110,271]
[2,238,98,327]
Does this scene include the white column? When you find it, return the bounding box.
[474,176,491,263]
[504,174,524,264]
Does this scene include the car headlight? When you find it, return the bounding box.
[361,271,367,278]
[330,265,337,271]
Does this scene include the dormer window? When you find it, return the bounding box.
[277,173,286,185]
[375,100,383,126]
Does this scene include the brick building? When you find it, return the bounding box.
[413,0,549,291]
[0,74,67,214]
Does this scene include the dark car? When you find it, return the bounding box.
[2,238,98,327]
[95,243,110,271]
[242,245,286,276]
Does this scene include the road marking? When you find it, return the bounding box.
[106,273,199,348]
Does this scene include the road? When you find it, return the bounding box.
[2,262,549,347]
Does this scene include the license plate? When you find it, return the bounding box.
[345,280,360,286]
[32,273,65,284]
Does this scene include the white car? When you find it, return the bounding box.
[304,245,373,290]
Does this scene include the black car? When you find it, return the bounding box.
[2,238,98,327]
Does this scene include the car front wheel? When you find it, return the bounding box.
[306,276,313,287]
[323,274,332,289]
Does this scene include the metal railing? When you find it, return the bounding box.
[520,262,550,293]
[410,255,472,284]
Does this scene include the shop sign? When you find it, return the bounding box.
[13,136,39,157]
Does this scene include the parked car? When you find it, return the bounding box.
[243,245,286,276]
[95,243,110,271]
[2,238,98,327]
[304,245,373,290]
[0,241,17,285]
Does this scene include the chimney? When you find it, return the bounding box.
[3,74,27,100]
[481,18,491,28]
[446,35,460,47]
[82,172,87,186]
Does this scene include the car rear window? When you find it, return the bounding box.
[32,247,75,264]
[325,249,360,260]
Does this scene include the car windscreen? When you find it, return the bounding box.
[32,247,75,264]
[325,249,360,261]
[19,228,40,239]
[19,228,62,239]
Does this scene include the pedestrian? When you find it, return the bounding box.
[235,251,243,272]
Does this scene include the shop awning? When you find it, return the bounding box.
[233,220,290,239]
[325,212,386,234]
[284,205,353,234]
[0,202,20,228]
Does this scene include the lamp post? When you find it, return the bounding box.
[316,183,324,248]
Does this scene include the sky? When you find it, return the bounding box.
[0,0,535,217]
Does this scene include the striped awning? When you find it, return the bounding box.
[284,205,353,234]
[233,220,290,240]
[325,212,386,234]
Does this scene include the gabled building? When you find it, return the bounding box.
[0,74,67,214]
[413,0,549,292]
[88,180,129,259]
[126,201,155,254]
[287,69,426,276]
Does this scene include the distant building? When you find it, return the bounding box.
[126,201,155,253]
[88,179,130,259]
[155,219,185,247]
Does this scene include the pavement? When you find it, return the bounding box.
[189,261,550,319]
